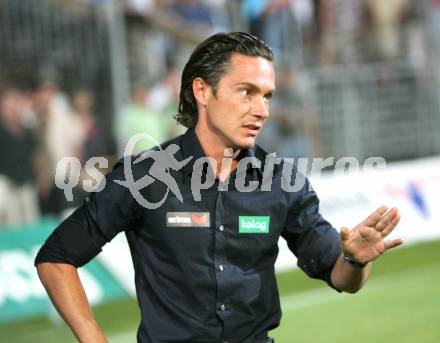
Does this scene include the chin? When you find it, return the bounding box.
[234,137,257,149]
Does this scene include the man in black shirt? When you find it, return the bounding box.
[35,32,403,343]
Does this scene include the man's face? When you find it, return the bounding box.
[201,53,275,149]
[0,90,21,123]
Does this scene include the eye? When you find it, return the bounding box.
[239,89,249,97]
[264,92,273,101]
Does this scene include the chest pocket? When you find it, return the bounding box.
[222,190,288,271]
[139,182,215,266]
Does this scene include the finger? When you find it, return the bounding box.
[363,206,388,227]
[381,213,401,237]
[384,238,404,250]
[375,207,398,231]
[340,226,350,241]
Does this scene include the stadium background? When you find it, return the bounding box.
[0,0,439,342]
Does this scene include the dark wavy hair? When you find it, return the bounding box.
[175,32,273,128]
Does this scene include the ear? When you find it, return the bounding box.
[192,77,210,108]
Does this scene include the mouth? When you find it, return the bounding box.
[242,123,262,136]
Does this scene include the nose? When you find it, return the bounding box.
[251,96,269,119]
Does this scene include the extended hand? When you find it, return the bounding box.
[340,206,404,264]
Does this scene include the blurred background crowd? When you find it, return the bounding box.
[1,0,440,226]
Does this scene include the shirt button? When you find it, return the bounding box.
[220,304,225,311]
[219,225,224,231]
[219,264,224,271]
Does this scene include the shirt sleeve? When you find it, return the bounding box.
[34,158,140,268]
[281,176,342,291]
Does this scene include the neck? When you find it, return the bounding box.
[194,123,241,180]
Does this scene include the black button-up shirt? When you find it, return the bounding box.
[35,128,342,343]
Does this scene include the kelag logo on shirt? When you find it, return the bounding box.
[239,216,270,234]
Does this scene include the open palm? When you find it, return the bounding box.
[340,206,404,263]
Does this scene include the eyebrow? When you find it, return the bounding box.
[236,82,275,95]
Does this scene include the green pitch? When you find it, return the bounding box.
[1,240,439,343]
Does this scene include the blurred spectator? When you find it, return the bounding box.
[33,81,85,215]
[291,0,316,63]
[71,89,105,161]
[202,0,229,31]
[366,0,409,61]
[163,0,226,66]
[146,60,185,138]
[241,0,303,66]
[429,0,440,51]
[318,0,365,65]
[124,0,156,17]
[124,0,227,83]
[117,85,169,154]
[405,2,427,70]
[167,0,216,28]
[71,89,109,202]
[429,0,440,85]
[0,88,40,226]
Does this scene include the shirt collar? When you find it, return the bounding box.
[180,128,264,181]
[181,128,207,180]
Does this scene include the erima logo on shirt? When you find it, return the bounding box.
[168,216,191,224]
[166,212,210,227]
[239,216,270,233]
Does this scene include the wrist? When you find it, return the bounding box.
[342,251,369,269]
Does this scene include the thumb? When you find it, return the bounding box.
[340,226,350,242]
